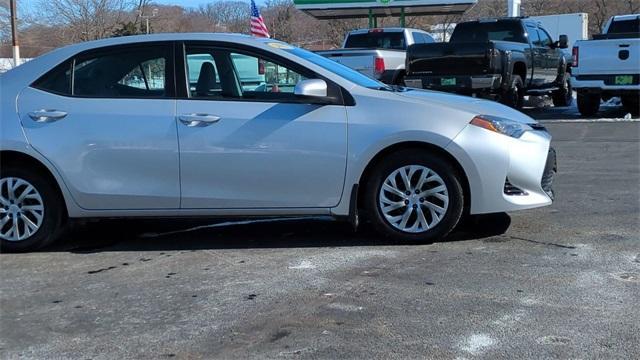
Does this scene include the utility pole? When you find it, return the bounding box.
[508,0,521,17]
[137,8,159,34]
[10,0,20,67]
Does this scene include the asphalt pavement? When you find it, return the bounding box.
[1,104,639,359]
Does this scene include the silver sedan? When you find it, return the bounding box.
[0,34,556,251]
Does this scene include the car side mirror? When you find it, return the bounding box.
[294,79,327,98]
[558,35,569,49]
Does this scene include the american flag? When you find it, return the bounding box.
[250,0,270,38]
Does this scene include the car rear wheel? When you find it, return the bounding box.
[364,150,464,243]
[577,90,601,117]
[501,75,524,109]
[0,167,65,252]
[552,73,573,107]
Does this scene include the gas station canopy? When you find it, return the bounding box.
[294,0,477,20]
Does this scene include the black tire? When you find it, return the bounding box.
[501,75,524,109]
[622,95,639,116]
[0,166,66,252]
[393,70,406,86]
[577,90,601,117]
[363,149,465,243]
[552,72,573,107]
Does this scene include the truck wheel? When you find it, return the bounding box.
[577,91,601,117]
[392,71,406,86]
[501,75,524,109]
[622,95,639,116]
[363,149,464,243]
[552,73,573,107]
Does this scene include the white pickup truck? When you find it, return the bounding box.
[317,28,435,84]
[571,14,639,116]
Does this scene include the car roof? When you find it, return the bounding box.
[49,33,266,56]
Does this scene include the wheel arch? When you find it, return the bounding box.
[0,150,69,219]
[355,141,471,217]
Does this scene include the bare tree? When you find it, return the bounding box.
[39,0,136,42]
[198,1,250,33]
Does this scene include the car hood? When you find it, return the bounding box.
[395,88,538,125]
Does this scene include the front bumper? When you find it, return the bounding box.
[446,124,554,215]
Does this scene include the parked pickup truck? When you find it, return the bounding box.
[403,18,572,109]
[571,14,640,116]
[317,28,435,84]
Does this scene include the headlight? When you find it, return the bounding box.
[470,115,532,138]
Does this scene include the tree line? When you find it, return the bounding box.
[1,0,638,58]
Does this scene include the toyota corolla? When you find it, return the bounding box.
[0,34,556,252]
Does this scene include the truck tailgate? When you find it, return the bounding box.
[577,38,640,74]
[317,50,377,78]
[407,42,493,75]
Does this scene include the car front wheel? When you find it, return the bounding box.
[0,167,65,252]
[364,150,464,243]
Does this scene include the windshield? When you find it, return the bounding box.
[451,21,527,43]
[284,46,389,89]
[344,32,406,50]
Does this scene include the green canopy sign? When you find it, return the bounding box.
[294,0,477,20]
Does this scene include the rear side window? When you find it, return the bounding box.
[31,44,173,98]
[344,32,406,50]
[608,18,640,34]
[451,21,527,43]
[74,46,170,98]
[32,61,72,95]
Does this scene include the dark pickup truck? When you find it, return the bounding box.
[403,18,572,109]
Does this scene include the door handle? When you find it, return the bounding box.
[178,114,221,127]
[28,110,67,123]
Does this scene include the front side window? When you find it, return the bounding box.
[537,28,553,48]
[184,45,310,102]
[527,25,542,47]
[73,45,170,98]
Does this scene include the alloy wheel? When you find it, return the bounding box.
[0,177,45,241]
[378,165,449,233]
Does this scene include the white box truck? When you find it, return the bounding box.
[531,13,588,48]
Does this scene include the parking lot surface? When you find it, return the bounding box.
[1,107,639,359]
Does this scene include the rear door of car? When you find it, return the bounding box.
[174,42,348,209]
[17,42,180,210]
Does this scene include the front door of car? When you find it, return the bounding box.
[176,44,347,209]
[536,27,563,86]
[18,43,180,210]
[526,24,547,88]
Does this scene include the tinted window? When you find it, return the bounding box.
[537,28,553,47]
[344,32,406,50]
[608,18,640,34]
[284,46,386,89]
[32,61,72,95]
[73,45,170,98]
[184,46,308,101]
[527,25,542,46]
[451,21,527,43]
